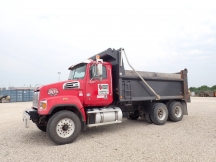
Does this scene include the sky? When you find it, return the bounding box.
[0,0,216,88]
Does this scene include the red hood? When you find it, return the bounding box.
[35,80,69,91]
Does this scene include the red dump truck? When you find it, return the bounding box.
[23,48,190,145]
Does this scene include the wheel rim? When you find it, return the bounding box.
[174,106,182,118]
[56,118,75,138]
[157,107,166,120]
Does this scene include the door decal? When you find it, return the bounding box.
[97,84,109,98]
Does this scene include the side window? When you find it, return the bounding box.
[102,66,107,79]
[90,65,107,79]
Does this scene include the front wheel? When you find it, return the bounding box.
[47,111,81,145]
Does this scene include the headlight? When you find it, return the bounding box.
[40,100,47,109]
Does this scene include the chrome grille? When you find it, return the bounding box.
[32,92,39,108]
[63,81,80,89]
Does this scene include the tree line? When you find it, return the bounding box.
[189,85,216,94]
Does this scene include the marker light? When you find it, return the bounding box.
[40,100,47,109]
[96,55,100,59]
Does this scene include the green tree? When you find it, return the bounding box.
[190,85,213,94]
[211,85,216,91]
[197,85,211,91]
[189,87,196,91]
[189,87,198,94]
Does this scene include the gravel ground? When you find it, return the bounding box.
[0,98,216,162]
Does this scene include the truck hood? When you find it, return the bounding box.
[37,80,81,92]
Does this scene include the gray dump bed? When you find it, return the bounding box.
[120,69,190,102]
[125,70,181,79]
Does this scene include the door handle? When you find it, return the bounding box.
[88,81,96,83]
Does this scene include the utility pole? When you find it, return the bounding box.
[57,72,61,81]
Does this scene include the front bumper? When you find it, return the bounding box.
[23,108,39,128]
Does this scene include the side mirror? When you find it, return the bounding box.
[97,63,103,77]
[90,64,103,81]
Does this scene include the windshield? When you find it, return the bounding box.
[68,63,87,80]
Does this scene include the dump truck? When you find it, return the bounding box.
[23,48,190,145]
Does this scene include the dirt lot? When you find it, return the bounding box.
[0,98,216,162]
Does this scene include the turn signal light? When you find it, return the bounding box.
[41,103,47,109]
[40,101,47,109]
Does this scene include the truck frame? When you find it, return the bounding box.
[23,48,190,145]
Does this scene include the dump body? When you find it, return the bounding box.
[90,48,190,103]
[119,69,190,102]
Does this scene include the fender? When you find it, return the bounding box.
[38,96,86,121]
[180,100,188,115]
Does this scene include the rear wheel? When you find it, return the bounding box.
[145,113,153,124]
[165,100,174,108]
[47,111,81,145]
[168,102,183,122]
[165,100,174,121]
[150,103,168,125]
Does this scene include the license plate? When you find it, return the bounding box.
[23,111,30,128]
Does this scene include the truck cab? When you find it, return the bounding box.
[34,59,114,113]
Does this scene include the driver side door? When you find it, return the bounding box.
[84,64,112,106]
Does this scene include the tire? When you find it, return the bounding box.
[165,100,174,108]
[36,124,46,132]
[1,98,5,103]
[168,102,183,122]
[145,113,152,124]
[47,111,81,145]
[165,100,174,121]
[150,103,168,125]
[151,102,157,107]
[128,110,139,120]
